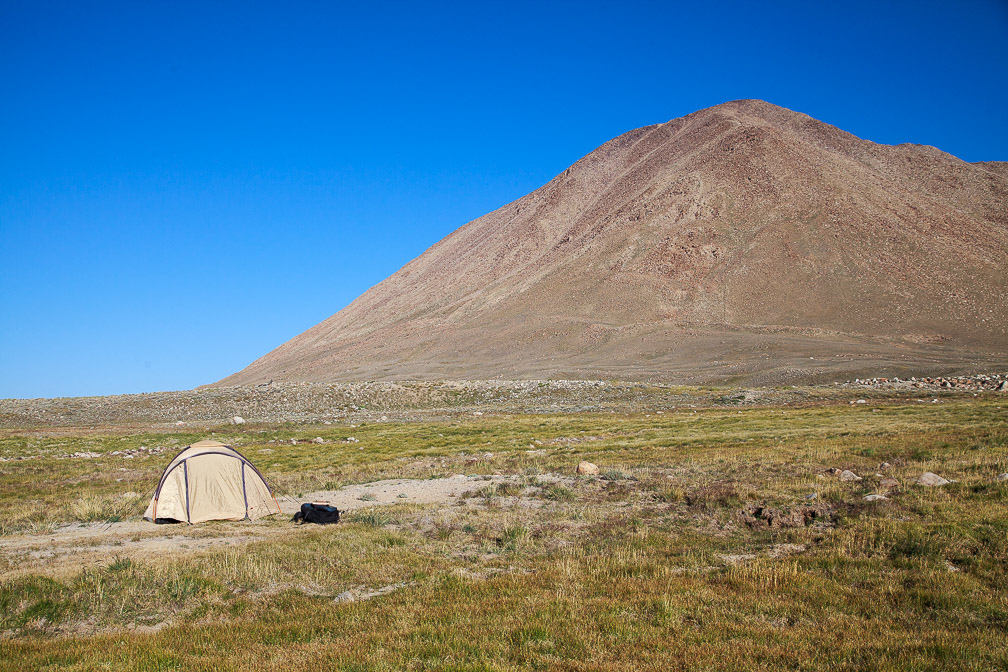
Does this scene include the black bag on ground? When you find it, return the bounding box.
[291,502,340,525]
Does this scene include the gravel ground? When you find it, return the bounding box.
[2,376,1006,429]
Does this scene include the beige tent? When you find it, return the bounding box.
[144,440,281,523]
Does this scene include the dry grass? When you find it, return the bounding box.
[1,395,1006,669]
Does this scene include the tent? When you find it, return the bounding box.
[144,440,281,523]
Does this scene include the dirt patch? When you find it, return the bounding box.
[737,501,835,529]
[285,474,571,514]
[0,521,263,580]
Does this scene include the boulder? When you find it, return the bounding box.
[997,381,1008,392]
[576,461,600,476]
[839,470,862,482]
[232,416,245,425]
[917,472,950,487]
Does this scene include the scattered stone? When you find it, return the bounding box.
[312,437,325,444]
[175,421,186,426]
[231,416,245,425]
[995,473,1008,482]
[879,462,892,470]
[805,492,818,501]
[719,553,757,565]
[576,461,600,476]
[998,381,1008,391]
[917,472,950,487]
[344,437,359,444]
[863,494,888,502]
[289,438,298,446]
[879,477,900,492]
[839,470,862,482]
[334,591,355,603]
[473,411,483,416]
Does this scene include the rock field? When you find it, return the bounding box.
[1,373,1005,429]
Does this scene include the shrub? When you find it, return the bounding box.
[542,484,575,502]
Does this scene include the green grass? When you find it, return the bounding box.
[0,396,1006,669]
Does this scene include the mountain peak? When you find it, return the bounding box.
[214,103,1008,387]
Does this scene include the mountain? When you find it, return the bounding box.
[215,100,1008,386]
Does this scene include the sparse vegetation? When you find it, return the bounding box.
[0,394,1006,669]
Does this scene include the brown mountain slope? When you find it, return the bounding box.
[216,100,1008,386]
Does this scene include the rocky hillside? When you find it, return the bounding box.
[217,100,1008,386]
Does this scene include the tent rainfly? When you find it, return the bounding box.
[144,440,281,524]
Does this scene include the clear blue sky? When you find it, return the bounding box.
[2,1,1007,399]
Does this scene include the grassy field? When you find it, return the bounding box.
[1,395,1006,670]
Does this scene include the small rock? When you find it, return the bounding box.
[576,461,600,476]
[879,462,892,470]
[839,470,862,482]
[805,492,818,501]
[175,421,186,426]
[994,473,1008,482]
[917,472,950,487]
[880,477,900,492]
[313,437,325,444]
[997,381,1008,391]
[334,591,355,603]
[473,411,483,416]
[855,399,867,404]
[380,416,389,422]
[231,416,245,425]
[289,438,298,446]
[863,494,888,502]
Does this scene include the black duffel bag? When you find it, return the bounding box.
[291,502,341,525]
